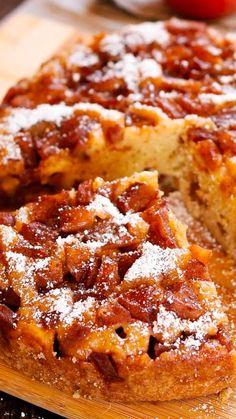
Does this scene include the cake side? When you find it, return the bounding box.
[0,336,235,402]
[179,110,236,258]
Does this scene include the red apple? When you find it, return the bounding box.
[167,0,236,19]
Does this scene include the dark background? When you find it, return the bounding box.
[0,392,63,418]
[0,0,24,20]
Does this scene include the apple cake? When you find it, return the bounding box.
[1,18,236,256]
[0,171,235,401]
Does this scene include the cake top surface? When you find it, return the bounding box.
[4,18,236,116]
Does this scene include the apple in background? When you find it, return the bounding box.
[167,0,236,19]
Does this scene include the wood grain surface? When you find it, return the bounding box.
[0,358,236,419]
[0,12,236,419]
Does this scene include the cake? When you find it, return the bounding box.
[1,18,236,256]
[0,17,236,402]
[0,171,235,401]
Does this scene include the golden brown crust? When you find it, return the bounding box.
[0,337,235,402]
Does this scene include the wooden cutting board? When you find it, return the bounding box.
[0,13,236,419]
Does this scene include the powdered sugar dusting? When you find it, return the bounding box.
[153,305,223,345]
[85,225,129,250]
[64,296,95,325]
[159,90,179,99]
[15,207,30,225]
[122,22,170,48]
[87,194,124,222]
[0,134,22,163]
[56,234,79,252]
[2,103,122,135]
[100,22,170,57]
[87,194,142,227]
[81,193,144,249]
[0,225,17,248]
[138,59,162,80]
[199,92,236,105]
[56,186,145,252]
[100,33,125,56]
[5,104,73,133]
[32,257,51,271]
[47,288,72,318]
[6,251,27,274]
[69,45,99,67]
[6,252,50,288]
[219,74,236,84]
[0,102,123,168]
[32,288,73,324]
[104,54,139,91]
[97,54,163,92]
[125,242,186,282]
[74,102,122,121]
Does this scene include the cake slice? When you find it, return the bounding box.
[0,171,235,401]
[0,101,204,204]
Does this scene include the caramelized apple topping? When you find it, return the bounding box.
[0,173,228,365]
[143,201,177,248]
[0,304,16,334]
[88,353,123,382]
